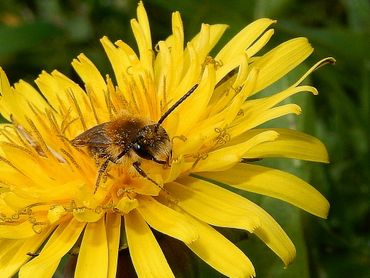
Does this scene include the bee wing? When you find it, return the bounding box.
[71,123,111,147]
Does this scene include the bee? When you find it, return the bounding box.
[71,84,198,193]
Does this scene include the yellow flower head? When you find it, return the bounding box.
[0,2,334,277]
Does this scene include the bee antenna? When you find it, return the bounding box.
[157,84,198,126]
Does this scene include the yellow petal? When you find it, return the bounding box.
[244,128,329,162]
[100,37,137,105]
[175,64,216,134]
[216,18,275,65]
[168,42,200,106]
[0,84,43,130]
[12,80,49,122]
[131,2,153,75]
[106,213,121,278]
[170,177,296,265]
[137,196,198,244]
[75,217,108,278]
[229,104,302,137]
[35,70,95,131]
[166,178,260,232]
[184,214,255,278]
[0,68,49,125]
[115,196,139,214]
[0,143,54,188]
[136,1,152,49]
[196,24,228,57]
[181,23,227,83]
[154,40,173,101]
[199,163,330,218]
[0,220,38,239]
[165,154,186,182]
[193,130,279,172]
[0,67,12,120]
[188,23,228,66]
[47,205,67,224]
[252,37,313,94]
[211,57,255,116]
[19,219,85,277]
[157,11,184,93]
[253,209,296,266]
[125,210,174,278]
[215,52,245,85]
[246,29,274,57]
[241,85,318,113]
[0,228,53,277]
[73,208,104,223]
[71,54,108,114]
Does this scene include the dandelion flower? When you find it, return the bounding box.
[0,2,334,277]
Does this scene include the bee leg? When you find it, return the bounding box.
[132,161,162,188]
[94,158,111,193]
[133,161,172,197]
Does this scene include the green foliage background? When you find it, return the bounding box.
[0,0,369,277]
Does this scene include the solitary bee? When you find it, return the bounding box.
[71,84,198,193]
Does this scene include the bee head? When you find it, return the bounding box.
[131,84,199,165]
[132,124,171,165]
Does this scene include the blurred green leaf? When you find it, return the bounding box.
[345,0,370,31]
[277,22,370,67]
[0,21,61,55]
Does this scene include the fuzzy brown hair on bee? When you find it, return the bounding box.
[71,84,198,193]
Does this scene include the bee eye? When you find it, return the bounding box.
[133,142,141,151]
[133,142,153,160]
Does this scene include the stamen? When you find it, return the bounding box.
[0,142,37,159]
[214,127,231,146]
[0,155,26,175]
[126,66,134,75]
[191,152,209,169]
[9,118,41,150]
[18,203,46,216]
[59,107,73,132]
[111,85,129,113]
[11,213,20,220]
[61,118,79,135]
[59,148,83,173]
[67,90,87,131]
[139,73,153,117]
[46,109,64,139]
[32,222,46,234]
[56,95,69,119]
[291,57,336,88]
[160,76,168,116]
[27,102,51,133]
[94,206,103,214]
[86,86,101,124]
[0,213,6,221]
[26,117,55,160]
[154,42,160,52]
[0,178,11,188]
[237,109,244,117]
[171,135,187,144]
[203,56,223,69]
[0,127,19,145]
[128,77,142,115]
[103,84,117,119]
[13,128,46,157]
